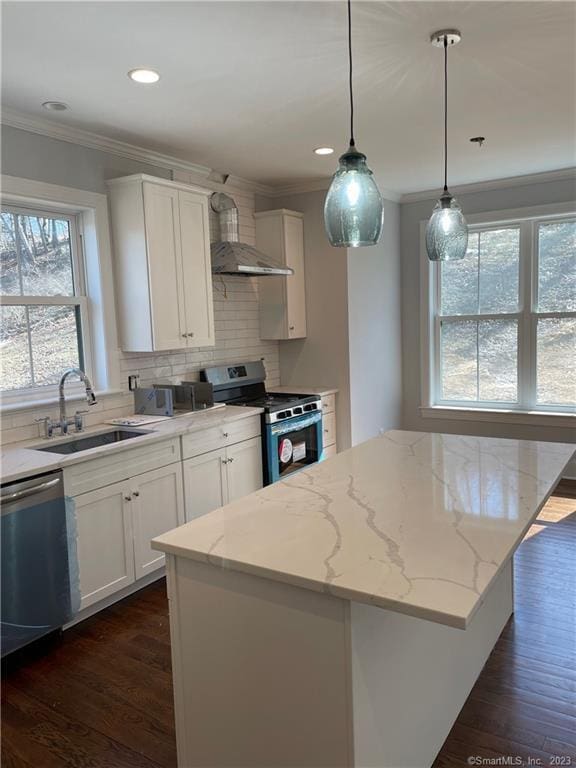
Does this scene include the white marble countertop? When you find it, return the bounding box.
[1,405,263,485]
[153,430,574,629]
[270,385,338,397]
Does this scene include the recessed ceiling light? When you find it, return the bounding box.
[314,147,334,156]
[128,68,160,84]
[42,101,68,111]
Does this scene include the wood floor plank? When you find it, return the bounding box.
[1,683,163,768]
[2,482,575,767]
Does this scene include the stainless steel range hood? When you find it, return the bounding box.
[210,192,293,276]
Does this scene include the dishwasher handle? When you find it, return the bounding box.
[1,477,61,505]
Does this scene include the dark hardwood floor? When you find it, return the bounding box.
[2,481,575,767]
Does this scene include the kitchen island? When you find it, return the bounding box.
[153,430,574,768]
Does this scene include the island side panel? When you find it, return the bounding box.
[350,559,514,768]
[165,554,354,768]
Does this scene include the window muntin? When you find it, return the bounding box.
[432,215,575,413]
[0,206,87,394]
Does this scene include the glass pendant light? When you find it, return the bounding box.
[324,0,383,248]
[426,30,468,262]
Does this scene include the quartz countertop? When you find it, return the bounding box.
[269,385,338,397]
[153,430,574,629]
[1,406,263,485]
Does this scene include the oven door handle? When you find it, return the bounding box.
[270,410,323,435]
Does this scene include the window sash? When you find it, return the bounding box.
[431,215,575,414]
[0,205,94,398]
[1,204,86,300]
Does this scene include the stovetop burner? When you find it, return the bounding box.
[200,361,322,422]
[234,392,319,412]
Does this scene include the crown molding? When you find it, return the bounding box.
[264,177,331,198]
[1,107,274,196]
[400,167,576,204]
[264,176,402,203]
[6,108,567,205]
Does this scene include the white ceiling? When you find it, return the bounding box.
[2,1,575,194]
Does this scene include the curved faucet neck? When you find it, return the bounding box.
[58,369,97,427]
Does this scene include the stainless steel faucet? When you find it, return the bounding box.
[36,368,98,438]
[59,368,97,434]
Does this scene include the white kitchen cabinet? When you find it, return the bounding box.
[108,174,215,352]
[74,481,135,610]
[255,209,306,340]
[73,462,184,608]
[182,447,227,521]
[131,463,185,578]
[183,437,263,521]
[226,436,263,503]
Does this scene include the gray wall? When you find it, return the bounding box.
[1,124,170,192]
[400,176,576,451]
[348,199,402,444]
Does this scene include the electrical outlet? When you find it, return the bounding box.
[128,375,140,391]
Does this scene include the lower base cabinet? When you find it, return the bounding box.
[74,481,135,609]
[73,462,184,610]
[183,436,263,521]
[70,426,262,615]
[226,437,263,503]
[132,464,185,578]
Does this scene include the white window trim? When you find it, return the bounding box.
[0,175,121,410]
[420,200,576,427]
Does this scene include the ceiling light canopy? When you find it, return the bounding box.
[323,0,383,248]
[42,101,68,111]
[425,30,468,262]
[128,68,160,84]
[314,147,334,156]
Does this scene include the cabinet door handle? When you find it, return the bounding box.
[289,325,295,331]
[187,332,195,337]
[181,333,187,338]
[222,432,229,438]
[124,494,132,501]
[228,457,234,463]
[221,459,228,465]
[132,490,140,497]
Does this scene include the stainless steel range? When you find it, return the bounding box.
[201,361,323,485]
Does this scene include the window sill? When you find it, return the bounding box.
[420,405,576,429]
[0,389,126,414]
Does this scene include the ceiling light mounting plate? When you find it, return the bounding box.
[430,29,462,48]
[42,101,68,111]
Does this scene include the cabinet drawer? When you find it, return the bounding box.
[64,438,181,496]
[321,394,336,414]
[323,444,337,459]
[322,412,336,448]
[181,416,261,460]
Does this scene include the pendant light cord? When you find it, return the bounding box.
[348,0,355,147]
[443,34,448,192]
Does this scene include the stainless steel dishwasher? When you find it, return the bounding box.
[1,470,78,656]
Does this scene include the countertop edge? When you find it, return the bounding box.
[153,538,469,629]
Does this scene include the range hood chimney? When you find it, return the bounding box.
[210,192,294,276]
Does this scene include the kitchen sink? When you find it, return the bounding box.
[34,429,149,455]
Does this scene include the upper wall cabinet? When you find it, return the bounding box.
[255,209,306,340]
[108,174,215,352]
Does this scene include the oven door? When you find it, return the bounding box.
[265,411,323,484]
